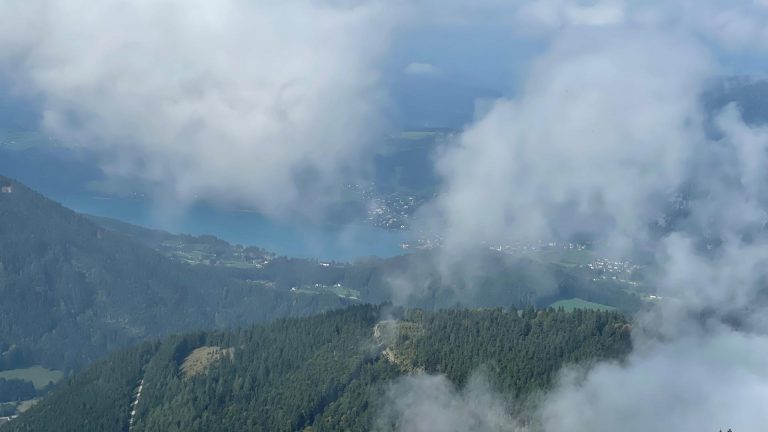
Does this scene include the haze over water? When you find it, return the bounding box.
[62,193,407,261]
[0,146,406,261]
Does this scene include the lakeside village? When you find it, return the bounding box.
[0,415,17,425]
[346,183,421,230]
[401,237,654,295]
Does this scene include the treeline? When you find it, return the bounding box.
[0,379,36,403]
[7,305,631,432]
[3,343,156,431]
[394,306,630,396]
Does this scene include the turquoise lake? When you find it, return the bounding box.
[58,193,407,262]
[0,147,408,261]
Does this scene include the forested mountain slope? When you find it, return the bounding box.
[0,174,640,375]
[0,175,350,372]
[5,305,631,432]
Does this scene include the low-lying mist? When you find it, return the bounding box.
[382,2,768,431]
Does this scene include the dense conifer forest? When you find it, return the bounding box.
[4,305,631,431]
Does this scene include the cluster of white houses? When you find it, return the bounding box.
[0,414,18,425]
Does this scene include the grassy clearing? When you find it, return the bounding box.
[533,248,594,267]
[550,298,616,312]
[328,285,361,299]
[292,284,361,299]
[180,346,234,379]
[0,366,64,390]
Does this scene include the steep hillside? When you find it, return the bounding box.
[0,176,351,372]
[5,305,631,432]
[0,174,640,379]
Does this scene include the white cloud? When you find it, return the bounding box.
[404,1,768,431]
[375,373,522,432]
[426,29,712,253]
[542,331,768,432]
[3,0,766,221]
[4,1,768,427]
[517,0,626,29]
[0,0,399,217]
[411,0,768,55]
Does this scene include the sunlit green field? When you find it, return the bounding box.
[0,366,64,390]
[531,248,594,267]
